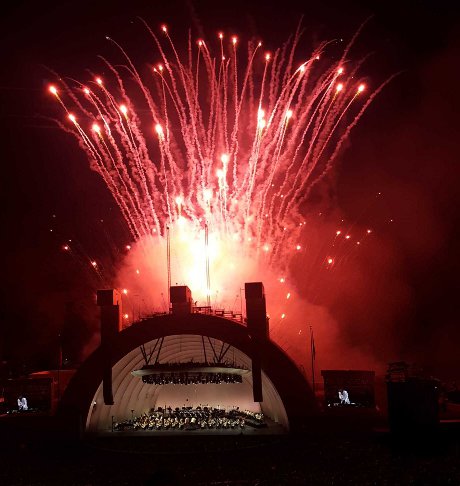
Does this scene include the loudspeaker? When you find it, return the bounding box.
[245,282,265,299]
[245,282,268,403]
[170,286,192,304]
[245,282,268,340]
[97,289,122,306]
[100,306,122,339]
[97,289,122,406]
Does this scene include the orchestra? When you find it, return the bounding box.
[113,406,266,432]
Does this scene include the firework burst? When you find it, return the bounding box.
[49,21,392,328]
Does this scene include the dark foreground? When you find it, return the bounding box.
[1,421,460,485]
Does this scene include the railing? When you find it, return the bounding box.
[133,307,245,324]
[193,306,244,323]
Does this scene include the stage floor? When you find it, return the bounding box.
[96,418,286,436]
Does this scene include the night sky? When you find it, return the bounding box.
[0,0,459,377]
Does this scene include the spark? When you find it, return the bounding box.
[203,188,213,202]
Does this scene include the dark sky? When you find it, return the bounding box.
[0,0,459,376]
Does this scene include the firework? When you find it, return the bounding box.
[49,22,390,364]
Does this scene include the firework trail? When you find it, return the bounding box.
[49,22,388,370]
